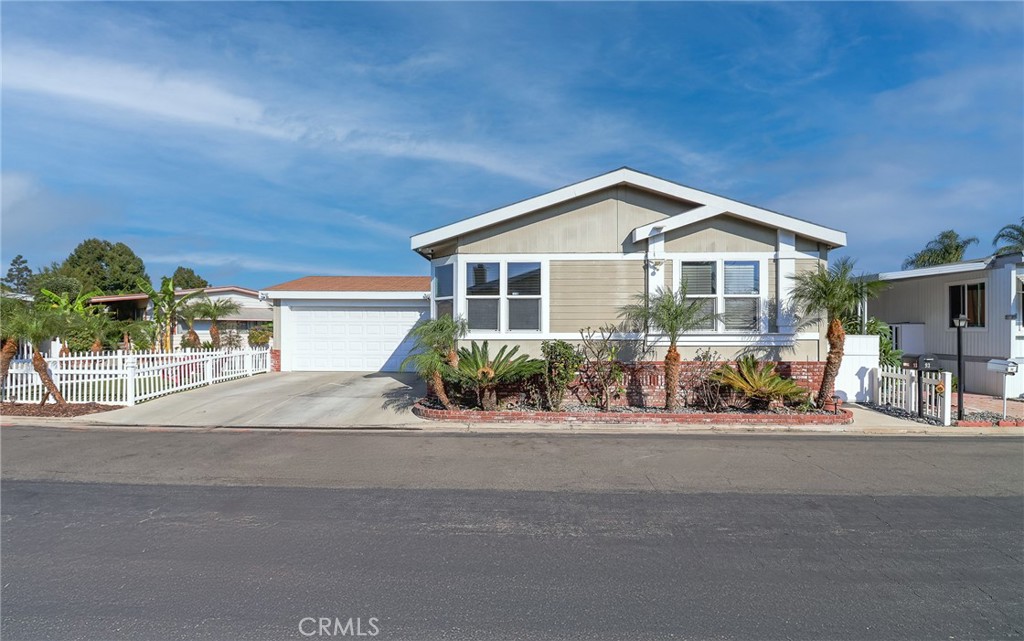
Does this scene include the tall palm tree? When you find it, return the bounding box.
[194,298,242,348]
[621,285,716,411]
[992,217,1024,255]
[137,277,204,352]
[401,315,468,409]
[18,306,68,405]
[902,230,979,269]
[790,257,887,407]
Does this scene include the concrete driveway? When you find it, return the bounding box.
[85,372,428,428]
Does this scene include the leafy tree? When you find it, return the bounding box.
[992,218,1024,255]
[194,298,242,348]
[2,255,32,294]
[38,288,105,355]
[902,230,978,269]
[790,258,887,407]
[62,239,149,293]
[137,277,204,352]
[28,272,82,302]
[171,266,209,289]
[401,315,468,409]
[620,285,716,411]
[540,339,584,411]
[449,341,544,411]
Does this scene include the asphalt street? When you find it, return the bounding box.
[2,429,1022,640]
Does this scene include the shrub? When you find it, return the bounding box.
[247,325,272,347]
[681,347,726,411]
[541,339,584,411]
[713,355,807,410]
[578,325,625,411]
[450,341,544,411]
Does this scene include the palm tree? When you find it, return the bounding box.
[621,285,715,411]
[992,218,1024,255]
[1,298,27,397]
[194,298,242,348]
[790,257,887,407]
[78,311,118,353]
[19,307,68,405]
[401,315,468,409]
[137,277,204,352]
[177,301,204,349]
[902,230,979,269]
[38,287,104,355]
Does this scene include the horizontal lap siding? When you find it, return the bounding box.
[550,260,646,333]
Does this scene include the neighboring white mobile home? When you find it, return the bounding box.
[867,253,1024,397]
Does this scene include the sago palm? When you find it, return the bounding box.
[993,217,1024,255]
[790,257,886,407]
[450,341,545,411]
[194,297,241,348]
[621,285,715,411]
[401,315,468,409]
[713,355,807,410]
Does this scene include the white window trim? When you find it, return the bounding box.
[671,257,769,335]
[946,279,988,332]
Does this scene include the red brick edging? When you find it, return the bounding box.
[412,401,854,425]
[956,419,1024,427]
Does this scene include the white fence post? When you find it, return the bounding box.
[204,352,214,386]
[940,371,953,426]
[126,356,137,406]
[904,369,916,413]
[246,349,253,377]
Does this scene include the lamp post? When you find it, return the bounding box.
[953,313,968,420]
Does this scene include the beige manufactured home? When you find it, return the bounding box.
[411,168,847,361]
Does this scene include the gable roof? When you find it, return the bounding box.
[411,167,847,253]
[263,276,430,292]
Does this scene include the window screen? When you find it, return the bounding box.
[467,299,499,330]
[723,298,758,331]
[508,299,540,330]
[435,300,453,319]
[680,262,716,295]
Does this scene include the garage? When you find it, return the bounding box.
[261,276,431,372]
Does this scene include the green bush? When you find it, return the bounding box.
[541,339,584,411]
[247,325,272,347]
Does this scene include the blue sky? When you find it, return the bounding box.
[2,2,1021,289]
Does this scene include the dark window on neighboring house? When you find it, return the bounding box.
[949,282,985,327]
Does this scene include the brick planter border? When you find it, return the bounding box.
[412,401,854,425]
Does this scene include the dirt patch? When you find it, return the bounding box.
[0,402,123,418]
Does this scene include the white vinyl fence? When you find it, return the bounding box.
[872,364,953,426]
[2,347,271,406]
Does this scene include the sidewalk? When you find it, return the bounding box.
[2,403,1022,436]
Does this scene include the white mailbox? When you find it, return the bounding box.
[987,359,1018,375]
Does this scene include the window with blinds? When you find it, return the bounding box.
[680,262,716,331]
[723,262,759,331]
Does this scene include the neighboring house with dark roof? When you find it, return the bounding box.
[260,276,430,372]
[91,286,272,348]
[411,167,847,362]
[866,253,1024,397]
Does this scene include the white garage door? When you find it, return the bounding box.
[289,305,427,372]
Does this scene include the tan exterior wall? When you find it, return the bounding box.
[663,259,673,292]
[663,215,776,253]
[454,186,698,255]
[767,259,778,333]
[549,260,645,333]
[794,258,827,355]
[796,236,819,253]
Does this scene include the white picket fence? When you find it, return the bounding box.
[872,364,953,426]
[2,347,271,406]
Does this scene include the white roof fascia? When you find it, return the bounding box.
[260,290,428,301]
[411,168,846,251]
[874,260,991,282]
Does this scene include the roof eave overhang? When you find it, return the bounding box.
[411,167,847,253]
[260,290,429,301]
[872,260,992,282]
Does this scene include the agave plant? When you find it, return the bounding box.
[450,341,545,411]
[713,355,807,410]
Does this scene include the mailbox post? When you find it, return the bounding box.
[917,355,936,418]
[987,359,1018,419]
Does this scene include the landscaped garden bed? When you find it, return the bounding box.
[861,402,1024,427]
[1,402,121,418]
[412,401,853,425]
